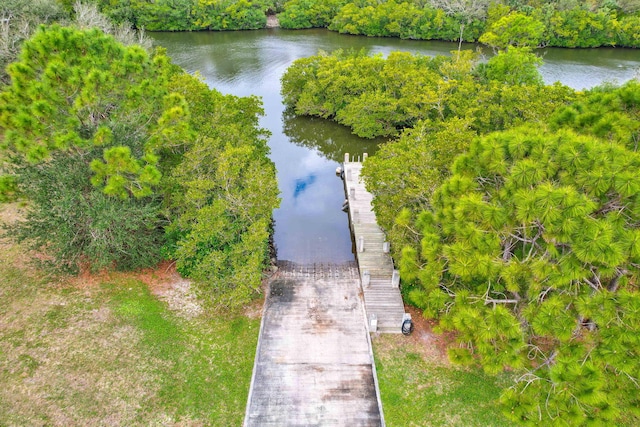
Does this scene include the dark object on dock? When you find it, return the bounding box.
[402,315,414,335]
[341,199,349,212]
[336,167,344,179]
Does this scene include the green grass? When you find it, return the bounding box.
[373,334,517,427]
[0,209,260,426]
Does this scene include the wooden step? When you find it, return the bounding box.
[344,158,405,334]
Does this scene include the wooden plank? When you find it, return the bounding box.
[343,154,406,334]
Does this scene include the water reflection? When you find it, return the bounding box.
[283,110,383,163]
[293,174,317,198]
[149,28,640,263]
[272,146,354,262]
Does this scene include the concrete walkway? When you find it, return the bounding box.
[244,262,384,426]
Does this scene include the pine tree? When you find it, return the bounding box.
[0,25,186,272]
[405,124,640,425]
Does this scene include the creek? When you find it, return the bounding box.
[150,28,640,263]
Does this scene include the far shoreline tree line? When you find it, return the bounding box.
[86,0,640,48]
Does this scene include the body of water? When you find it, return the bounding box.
[150,28,640,263]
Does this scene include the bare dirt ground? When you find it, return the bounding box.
[0,203,33,270]
[404,304,457,363]
[370,304,458,367]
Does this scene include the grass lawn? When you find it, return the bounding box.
[373,322,517,427]
[0,203,260,426]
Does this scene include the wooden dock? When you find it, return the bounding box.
[343,153,406,334]
[244,262,384,426]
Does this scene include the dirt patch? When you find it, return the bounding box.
[373,305,458,365]
[157,278,203,319]
[0,203,37,273]
[0,201,23,225]
[243,296,264,320]
[70,260,178,290]
[404,304,458,363]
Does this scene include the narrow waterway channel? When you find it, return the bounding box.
[150,28,640,263]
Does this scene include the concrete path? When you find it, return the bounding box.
[244,262,384,427]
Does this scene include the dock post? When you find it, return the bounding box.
[370,314,378,333]
[363,270,370,286]
[344,153,349,164]
[358,236,365,253]
[392,270,400,287]
[383,242,390,254]
[363,153,368,161]
[350,187,355,199]
[354,209,359,224]
[347,169,352,181]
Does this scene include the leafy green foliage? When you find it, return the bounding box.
[282,49,571,139]
[10,151,165,273]
[329,0,485,42]
[479,11,545,49]
[276,0,640,48]
[0,25,178,271]
[282,50,473,138]
[164,73,280,308]
[476,47,543,86]
[279,0,347,28]
[1,26,279,309]
[93,0,274,31]
[192,0,268,30]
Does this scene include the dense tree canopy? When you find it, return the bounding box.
[0,25,177,272]
[479,11,545,49]
[0,25,279,307]
[401,123,640,425]
[278,0,640,48]
[357,74,640,424]
[279,0,346,28]
[91,0,280,31]
[281,48,573,139]
[1,25,171,195]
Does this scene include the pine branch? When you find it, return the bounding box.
[594,193,625,217]
[484,298,519,305]
[607,268,627,292]
[541,349,558,369]
[439,282,456,297]
[583,276,602,292]
[502,236,515,261]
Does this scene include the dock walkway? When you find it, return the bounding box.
[244,262,384,426]
[343,154,406,334]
